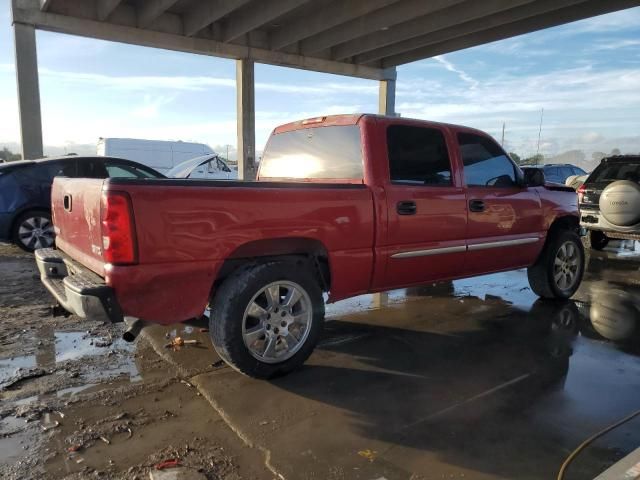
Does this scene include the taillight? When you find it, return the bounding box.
[101,191,137,265]
[577,184,586,204]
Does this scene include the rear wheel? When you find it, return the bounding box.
[209,261,324,378]
[12,210,55,252]
[527,230,585,299]
[588,230,609,251]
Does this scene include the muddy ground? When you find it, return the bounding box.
[0,243,272,480]
[2,241,640,480]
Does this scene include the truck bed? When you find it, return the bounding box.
[51,177,376,323]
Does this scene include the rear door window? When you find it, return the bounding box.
[105,162,161,178]
[545,167,560,182]
[458,133,517,187]
[591,162,640,183]
[260,125,362,180]
[387,125,452,186]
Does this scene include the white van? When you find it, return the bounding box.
[97,138,215,176]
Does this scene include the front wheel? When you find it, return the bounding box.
[209,261,325,378]
[527,230,585,299]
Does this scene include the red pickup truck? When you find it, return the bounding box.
[36,114,584,378]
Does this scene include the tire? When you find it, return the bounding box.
[209,260,325,379]
[527,230,585,299]
[11,210,55,252]
[587,230,609,251]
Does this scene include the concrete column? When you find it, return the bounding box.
[378,78,396,116]
[13,23,43,160]
[236,58,256,181]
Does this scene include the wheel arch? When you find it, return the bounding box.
[547,214,580,238]
[9,205,52,235]
[213,237,331,296]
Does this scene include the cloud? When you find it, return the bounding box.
[593,39,640,50]
[432,55,479,89]
[3,66,378,96]
[131,95,176,119]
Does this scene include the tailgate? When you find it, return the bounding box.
[52,177,106,276]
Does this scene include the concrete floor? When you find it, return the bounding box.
[141,242,640,480]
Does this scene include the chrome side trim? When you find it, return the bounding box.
[391,245,466,259]
[467,237,540,251]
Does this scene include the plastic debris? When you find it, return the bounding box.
[358,449,377,462]
[164,337,198,349]
[198,328,209,333]
[41,421,60,432]
[99,436,111,445]
[154,459,180,470]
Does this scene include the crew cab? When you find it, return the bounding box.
[36,115,584,378]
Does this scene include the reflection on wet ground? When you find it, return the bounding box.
[183,240,640,480]
[2,240,639,479]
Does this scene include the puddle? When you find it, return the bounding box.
[0,330,138,388]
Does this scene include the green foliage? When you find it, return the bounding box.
[0,147,22,162]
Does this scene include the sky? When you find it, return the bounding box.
[0,2,639,168]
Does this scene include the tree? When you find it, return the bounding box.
[611,148,621,156]
[0,147,21,162]
[509,152,521,164]
[520,154,544,166]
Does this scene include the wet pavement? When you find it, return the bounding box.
[1,240,639,479]
[140,240,640,480]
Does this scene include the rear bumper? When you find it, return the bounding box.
[580,209,640,240]
[35,248,124,323]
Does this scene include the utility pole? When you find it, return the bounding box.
[501,122,505,146]
[535,108,544,165]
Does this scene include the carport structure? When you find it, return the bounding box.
[11,0,640,178]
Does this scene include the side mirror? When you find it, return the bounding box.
[523,169,545,187]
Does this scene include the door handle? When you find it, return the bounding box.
[397,200,417,215]
[469,199,485,212]
[63,194,72,212]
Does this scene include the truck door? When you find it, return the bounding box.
[457,132,545,275]
[378,124,467,289]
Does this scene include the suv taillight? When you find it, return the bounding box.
[101,191,137,265]
[577,184,586,204]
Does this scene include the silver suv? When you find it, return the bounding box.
[579,155,640,250]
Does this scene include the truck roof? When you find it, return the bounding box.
[272,114,487,136]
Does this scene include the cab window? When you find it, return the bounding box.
[458,133,517,187]
[387,125,452,186]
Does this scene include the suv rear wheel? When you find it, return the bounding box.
[527,230,585,299]
[12,210,55,252]
[587,230,609,251]
[209,261,324,378]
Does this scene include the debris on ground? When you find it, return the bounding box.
[164,337,199,349]
[1,367,50,390]
[358,449,378,462]
[154,458,180,470]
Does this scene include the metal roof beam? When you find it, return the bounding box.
[299,0,463,55]
[333,0,535,61]
[221,0,311,43]
[382,0,640,66]
[39,0,52,11]
[183,0,252,37]
[12,4,393,80]
[96,0,122,21]
[269,0,398,51]
[137,0,180,28]
[356,0,589,64]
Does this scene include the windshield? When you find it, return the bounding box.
[166,154,217,178]
[260,125,363,180]
[590,162,640,183]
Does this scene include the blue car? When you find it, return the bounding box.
[0,155,164,251]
